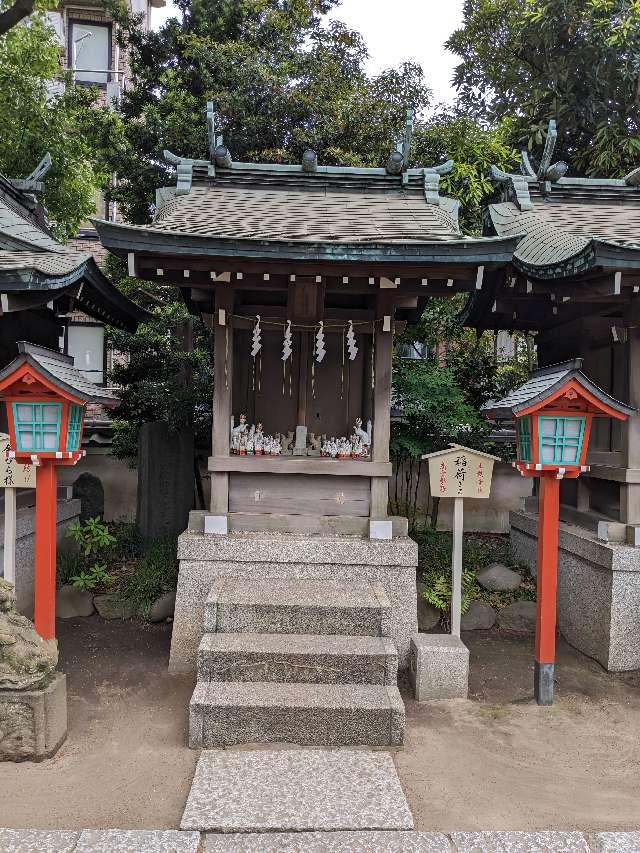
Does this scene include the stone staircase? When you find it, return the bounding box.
[188,578,405,748]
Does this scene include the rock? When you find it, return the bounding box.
[93,594,137,621]
[56,584,95,619]
[417,584,442,631]
[0,579,58,690]
[497,600,537,634]
[477,563,522,592]
[148,591,176,623]
[461,600,497,631]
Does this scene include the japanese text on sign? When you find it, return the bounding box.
[1,433,35,489]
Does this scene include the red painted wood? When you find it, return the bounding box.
[535,474,560,665]
[34,461,58,640]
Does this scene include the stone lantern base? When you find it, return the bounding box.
[0,672,67,761]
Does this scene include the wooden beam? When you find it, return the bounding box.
[210,287,234,514]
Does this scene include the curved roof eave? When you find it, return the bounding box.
[93,219,521,266]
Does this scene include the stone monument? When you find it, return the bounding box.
[0,579,67,761]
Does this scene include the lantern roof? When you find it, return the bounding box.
[0,342,119,407]
[483,359,635,421]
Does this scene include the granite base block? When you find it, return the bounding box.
[511,510,640,671]
[409,634,469,702]
[0,672,67,761]
[170,532,418,674]
[181,748,414,832]
[204,831,450,852]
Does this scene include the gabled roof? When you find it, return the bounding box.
[483,360,635,421]
[0,342,119,407]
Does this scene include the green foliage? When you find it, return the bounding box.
[123,538,178,616]
[411,111,519,232]
[417,528,536,619]
[0,14,124,239]
[448,0,640,177]
[70,563,113,592]
[66,516,116,558]
[103,0,431,221]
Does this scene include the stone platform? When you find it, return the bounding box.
[169,530,418,673]
[181,748,413,833]
[511,510,640,671]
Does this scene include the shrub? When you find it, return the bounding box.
[123,538,178,616]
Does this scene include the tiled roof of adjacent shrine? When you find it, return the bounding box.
[0,167,147,331]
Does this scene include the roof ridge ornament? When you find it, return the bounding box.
[8,152,53,194]
[624,166,640,187]
[422,160,454,206]
[490,165,533,211]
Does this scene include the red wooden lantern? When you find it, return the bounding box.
[485,360,634,704]
[0,342,117,640]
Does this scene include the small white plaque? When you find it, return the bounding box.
[369,519,393,540]
[204,515,228,535]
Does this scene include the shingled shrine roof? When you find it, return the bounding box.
[0,169,147,332]
[94,106,520,269]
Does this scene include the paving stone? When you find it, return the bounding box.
[75,829,200,852]
[591,833,640,852]
[0,828,78,852]
[181,748,414,833]
[204,831,451,852]
[197,632,398,685]
[93,594,137,621]
[450,830,590,852]
[207,579,391,637]
[190,681,404,748]
[56,585,95,619]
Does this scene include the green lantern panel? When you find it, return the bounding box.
[13,402,62,452]
[539,416,585,465]
[67,404,83,451]
[517,415,533,462]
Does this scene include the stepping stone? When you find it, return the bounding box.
[75,830,200,852]
[181,748,414,833]
[204,831,450,852]
[451,831,591,852]
[0,829,79,853]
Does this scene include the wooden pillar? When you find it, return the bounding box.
[210,287,234,514]
[370,292,394,518]
[34,461,57,640]
[296,331,310,428]
[621,325,640,525]
[534,474,560,705]
[3,485,16,584]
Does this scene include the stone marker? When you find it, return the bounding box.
[56,585,95,619]
[497,600,537,634]
[417,584,440,631]
[409,633,469,701]
[477,563,522,592]
[72,472,104,523]
[0,579,67,761]
[148,591,176,622]
[461,600,496,631]
[181,748,413,833]
[94,593,137,621]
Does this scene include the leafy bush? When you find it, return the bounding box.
[123,538,178,616]
[66,516,116,558]
[69,563,113,592]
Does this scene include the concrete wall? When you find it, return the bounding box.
[0,496,81,617]
[392,460,532,533]
[57,448,138,521]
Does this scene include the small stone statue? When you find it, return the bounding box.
[280,431,294,453]
[0,579,58,691]
[353,417,371,447]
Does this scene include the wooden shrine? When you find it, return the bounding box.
[96,106,518,536]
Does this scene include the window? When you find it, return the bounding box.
[67,404,83,451]
[70,21,110,85]
[13,402,61,452]
[539,416,585,465]
[517,416,532,462]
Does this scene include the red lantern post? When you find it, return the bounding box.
[485,360,634,704]
[0,342,117,639]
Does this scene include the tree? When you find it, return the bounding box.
[0,14,123,240]
[447,0,640,176]
[105,0,431,221]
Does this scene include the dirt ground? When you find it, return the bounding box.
[1,616,640,832]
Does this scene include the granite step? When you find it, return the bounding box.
[205,578,391,637]
[204,832,448,852]
[189,681,405,748]
[197,633,398,685]
[181,748,413,832]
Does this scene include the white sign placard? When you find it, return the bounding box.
[423,444,499,500]
[1,433,35,488]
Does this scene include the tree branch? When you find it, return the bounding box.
[0,0,37,36]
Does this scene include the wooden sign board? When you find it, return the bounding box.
[1,433,35,488]
[423,444,500,500]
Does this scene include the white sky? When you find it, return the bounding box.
[150,0,464,105]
